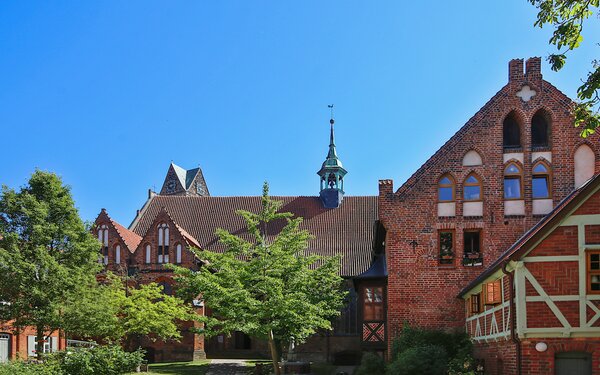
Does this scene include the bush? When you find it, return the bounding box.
[391,324,471,360]
[58,345,144,375]
[387,345,447,375]
[0,346,144,375]
[354,352,385,375]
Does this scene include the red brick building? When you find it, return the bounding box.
[378,57,600,373]
[94,120,380,363]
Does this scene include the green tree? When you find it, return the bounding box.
[529,0,600,136]
[0,171,102,358]
[62,274,193,345]
[171,183,346,375]
[0,171,192,358]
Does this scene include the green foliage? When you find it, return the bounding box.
[447,352,484,375]
[170,182,346,372]
[62,274,193,343]
[391,324,471,360]
[0,171,102,355]
[354,352,386,375]
[57,345,144,375]
[0,346,143,375]
[529,0,600,136]
[387,345,447,375]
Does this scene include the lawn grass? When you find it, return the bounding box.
[140,360,211,375]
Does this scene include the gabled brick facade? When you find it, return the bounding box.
[379,58,600,351]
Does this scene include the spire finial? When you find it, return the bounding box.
[328,104,334,125]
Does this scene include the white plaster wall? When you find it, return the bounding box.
[463,201,483,217]
[575,145,595,188]
[463,151,483,166]
[438,202,456,217]
[504,200,525,216]
[503,152,524,164]
[531,151,552,163]
[532,199,553,215]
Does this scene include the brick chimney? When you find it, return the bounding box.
[525,57,542,82]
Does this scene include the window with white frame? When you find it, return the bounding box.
[158,223,169,263]
[97,225,109,265]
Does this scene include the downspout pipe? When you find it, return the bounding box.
[502,261,521,375]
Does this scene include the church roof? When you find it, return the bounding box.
[130,195,378,277]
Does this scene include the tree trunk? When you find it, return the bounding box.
[268,330,281,375]
[35,326,45,361]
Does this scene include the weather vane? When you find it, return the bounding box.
[328,104,334,119]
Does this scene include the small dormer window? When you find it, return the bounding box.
[98,225,109,265]
[158,223,169,263]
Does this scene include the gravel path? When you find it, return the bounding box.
[206,359,249,375]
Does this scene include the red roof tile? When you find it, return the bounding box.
[130,196,378,276]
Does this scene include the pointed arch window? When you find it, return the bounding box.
[504,163,523,199]
[531,111,550,148]
[98,225,109,265]
[158,223,169,264]
[463,174,482,201]
[438,175,455,202]
[532,161,551,199]
[503,112,521,149]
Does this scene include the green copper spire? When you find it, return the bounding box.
[317,115,347,208]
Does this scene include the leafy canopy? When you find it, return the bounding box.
[529,0,600,136]
[171,182,346,345]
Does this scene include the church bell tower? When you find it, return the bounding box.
[317,114,347,208]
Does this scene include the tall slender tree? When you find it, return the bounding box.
[171,183,346,375]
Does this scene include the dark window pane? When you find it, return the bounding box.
[531,112,549,147]
[440,232,453,254]
[464,185,481,200]
[532,177,549,199]
[464,232,480,253]
[439,187,453,201]
[592,254,600,262]
[503,115,521,147]
[591,262,600,270]
[504,178,521,199]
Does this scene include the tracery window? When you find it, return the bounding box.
[463,173,482,201]
[504,163,523,199]
[158,223,169,263]
[438,175,455,202]
[532,161,551,199]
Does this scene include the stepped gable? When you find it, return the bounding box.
[130,195,378,277]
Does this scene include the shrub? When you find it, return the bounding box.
[387,345,447,375]
[58,345,144,375]
[0,359,62,375]
[354,352,385,375]
[391,324,471,360]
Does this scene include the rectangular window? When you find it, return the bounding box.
[464,231,480,254]
[504,178,522,199]
[483,280,502,305]
[587,251,600,293]
[439,231,454,265]
[363,286,384,321]
[469,293,481,315]
[532,176,550,199]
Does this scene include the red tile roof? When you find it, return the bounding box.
[111,219,143,253]
[130,196,378,276]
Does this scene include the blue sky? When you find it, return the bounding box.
[1,1,599,225]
